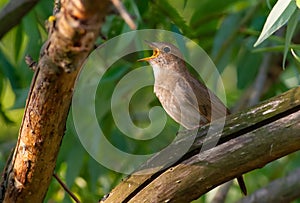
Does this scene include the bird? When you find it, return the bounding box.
[138,41,247,195]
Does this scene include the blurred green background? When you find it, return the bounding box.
[0,0,300,202]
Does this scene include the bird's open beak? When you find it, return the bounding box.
[138,41,160,62]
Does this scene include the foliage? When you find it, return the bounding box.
[0,0,300,202]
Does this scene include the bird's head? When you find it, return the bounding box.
[138,41,184,69]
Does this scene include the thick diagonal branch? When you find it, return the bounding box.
[102,87,300,203]
[0,0,110,202]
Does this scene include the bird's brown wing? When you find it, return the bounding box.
[155,80,208,129]
[154,72,228,129]
[183,73,229,122]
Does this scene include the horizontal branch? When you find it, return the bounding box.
[101,87,300,203]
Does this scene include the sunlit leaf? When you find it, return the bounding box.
[0,103,14,124]
[291,49,300,73]
[291,48,300,64]
[296,0,300,8]
[254,0,296,47]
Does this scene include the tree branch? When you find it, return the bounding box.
[0,0,110,202]
[101,87,300,202]
[0,0,40,39]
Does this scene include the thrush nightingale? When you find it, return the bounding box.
[138,41,247,195]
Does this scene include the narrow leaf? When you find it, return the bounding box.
[254,0,296,47]
[154,0,191,35]
[291,49,300,64]
[0,51,20,90]
[283,9,300,68]
[14,25,23,61]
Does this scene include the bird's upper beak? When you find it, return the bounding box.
[138,41,160,62]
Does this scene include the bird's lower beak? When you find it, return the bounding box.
[138,41,160,62]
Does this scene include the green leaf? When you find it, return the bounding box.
[183,0,188,9]
[291,48,300,64]
[189,0,238,27]
[60,115,85,187]
[0,103,14,124]
[236,42,262,89]
[0,51,20,90]
[254,0,297,47]
[266,0,272,9]
[14,25,24,62]
[296,0,300,8]
[65,143,85,187]
[23,11,42,59]
[0,75,11,124]
[153,0,192,35]
[11,88,28,109]
[212,13,242,57]
[0,73,3,97]
[283,9,300,68]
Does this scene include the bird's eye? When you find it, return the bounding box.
[163,46,171,53]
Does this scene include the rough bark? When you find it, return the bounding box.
[0,0,110,202]
[101,87,300,203]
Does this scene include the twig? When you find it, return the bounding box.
[53,0,61,15]
[111,0,136,30]
[25,55,38,71]
[53,173,81,203]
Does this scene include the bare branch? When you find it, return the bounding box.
[53,173,80,203]
[0,0,39,39]
[0,0,110,202]
[111,0,136,30]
